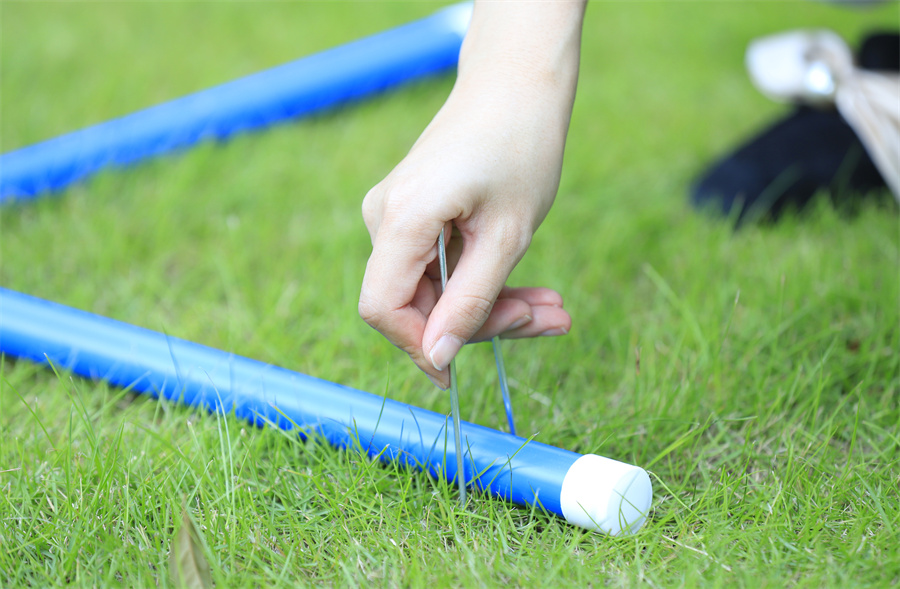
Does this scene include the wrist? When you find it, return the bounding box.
[451,1,585,130]
[457,0,586,92]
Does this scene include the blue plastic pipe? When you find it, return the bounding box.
[0,288,652,534]
[0,3,473,203]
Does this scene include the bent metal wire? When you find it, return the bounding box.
[437,226,467,506]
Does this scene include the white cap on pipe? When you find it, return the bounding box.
[560,454,653,535]
[438,2,474,38]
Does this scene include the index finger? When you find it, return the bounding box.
[358,213,445,365]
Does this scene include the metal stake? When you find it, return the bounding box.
[492,336,517,436]
[437,227,466,505]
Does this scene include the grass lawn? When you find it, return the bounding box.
[1,1,898,587]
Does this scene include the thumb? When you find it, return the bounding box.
[423,230,529,371]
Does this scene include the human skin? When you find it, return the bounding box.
[359,0,587,389]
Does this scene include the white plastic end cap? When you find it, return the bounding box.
[560,454,653,535]
[438,2,474,38]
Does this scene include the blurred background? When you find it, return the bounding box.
[2,3,898,585]
[2,1,894,412]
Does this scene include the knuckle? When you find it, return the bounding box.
[497,222,533,259]
[357,295,385,329]
[510,230,533,260]
[364,177,432,239]
[380,183,420,218]
[451,293,495,332]
[361,185,383,229]
[478,208,533,262]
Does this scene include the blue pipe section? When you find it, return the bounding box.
[0,4,472,203]
[0,287,577,516]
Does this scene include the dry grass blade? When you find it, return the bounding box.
[169,507,213,589]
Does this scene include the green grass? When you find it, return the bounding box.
[2,1,898,587]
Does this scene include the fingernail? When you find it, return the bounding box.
[427,374,448,390]
[508,314,533,331]
[539,327,568,337]
[429,334,465,371]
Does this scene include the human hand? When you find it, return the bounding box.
[358,1,585,389]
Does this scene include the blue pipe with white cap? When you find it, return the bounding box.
[0,287,652,534]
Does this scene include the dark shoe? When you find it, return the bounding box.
[691,32,898,225]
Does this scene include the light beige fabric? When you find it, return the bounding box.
[746,30,900,200]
